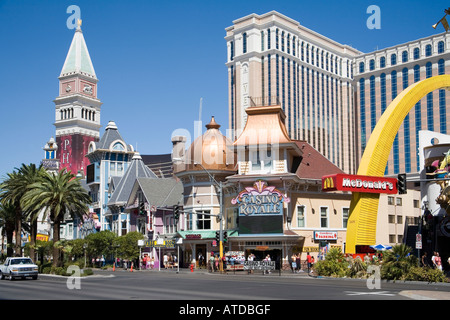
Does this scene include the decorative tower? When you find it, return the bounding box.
[54,19,102,176]
[41,137,60,174]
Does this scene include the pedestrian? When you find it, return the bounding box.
[296,254,301,273]
[163,253,168,269]
[209,253,215,273]
[291,253,296,273]
[433,252,442,271]
[306,252,312,273]
[421,252,429,267]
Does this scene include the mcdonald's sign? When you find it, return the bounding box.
[322,174,398,194]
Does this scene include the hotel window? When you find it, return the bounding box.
[426,62,434,131]
[297,205,305,227]
[369,59,375,71]
[391,53,397,66]
[414,64,422,170]
[380,56,386,68]
[261,31,264,51]
[281,31,285,52]
[342,208,349,228]
[388,196,394,205]
[402,50,408,63]
[438,41,445,54]
[242,32,247,54]
[439,59,447,133]
[230,41,234,61]
[402,68,411,172]
[320,207,328,228]
[388,215,395,223]
[414,47,420,60]
[396,197,402,206]
[359,78,366,153]
[426,44,432,57]
[276,29,279,50]
[292,36,296,56]
[196,211,211,230]
[267,29,271,50]
[392,70,399,173]
[359,62,365,73]
[370,76,376,130]
[287,34,290,54]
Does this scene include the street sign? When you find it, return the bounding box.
[416,233,422,249]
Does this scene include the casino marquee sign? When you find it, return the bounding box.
[322,174,398,194]
[231,180,290,216]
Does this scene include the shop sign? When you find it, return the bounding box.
[322,174,398,194]
[243,261,276,271]
[145,240,175,248]
[314,231,338,240]
[185,234,202,240]
[231,180,290,216]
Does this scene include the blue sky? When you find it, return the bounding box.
[0,0,448,179]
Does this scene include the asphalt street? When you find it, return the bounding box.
[1,268,449,302]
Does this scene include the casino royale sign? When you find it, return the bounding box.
[231,180,290,216]
[322,174,398,194]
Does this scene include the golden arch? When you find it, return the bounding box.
[346,74,450,254]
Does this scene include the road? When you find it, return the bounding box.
[1,269,449,316]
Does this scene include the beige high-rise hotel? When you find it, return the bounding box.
[226,11,450,176]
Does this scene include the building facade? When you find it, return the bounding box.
[173,107,351,269]
[225,11,361,174]
[355,32,450,176]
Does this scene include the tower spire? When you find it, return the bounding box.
[54,21,102,176]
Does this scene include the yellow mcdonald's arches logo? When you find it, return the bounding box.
[346,74,450,254]
[322,176,335,190]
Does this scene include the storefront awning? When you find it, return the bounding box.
[177,230,238,240]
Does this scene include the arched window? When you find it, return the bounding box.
[414,47,420,60]
[438,41,445,54]
[369,59,375,71]
[112,142,125,151]
[359,61,365,73]
[402,50,408,63]
[281,31,285,52]
[391,53,397,66]
[267,29,271,50]
[425,44,432,57]
[380,56,386,68]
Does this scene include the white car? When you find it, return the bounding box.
[0,257,39,280]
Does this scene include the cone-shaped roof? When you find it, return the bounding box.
[60,22,96,79]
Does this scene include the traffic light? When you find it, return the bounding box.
[173,205,180,220]
[223,231,228,242]
[397,173,407,194]
[139,202,146,215]
[215,231,220,242]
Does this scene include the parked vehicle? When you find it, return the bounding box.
[0,257,38,280]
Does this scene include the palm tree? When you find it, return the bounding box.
[0,202,16,257]
[0,163,46,257]
[21,169,91,267]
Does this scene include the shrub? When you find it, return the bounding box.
[315,248,349,277]
[404,266,447,283]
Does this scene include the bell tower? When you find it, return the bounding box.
[54,20,102,176]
